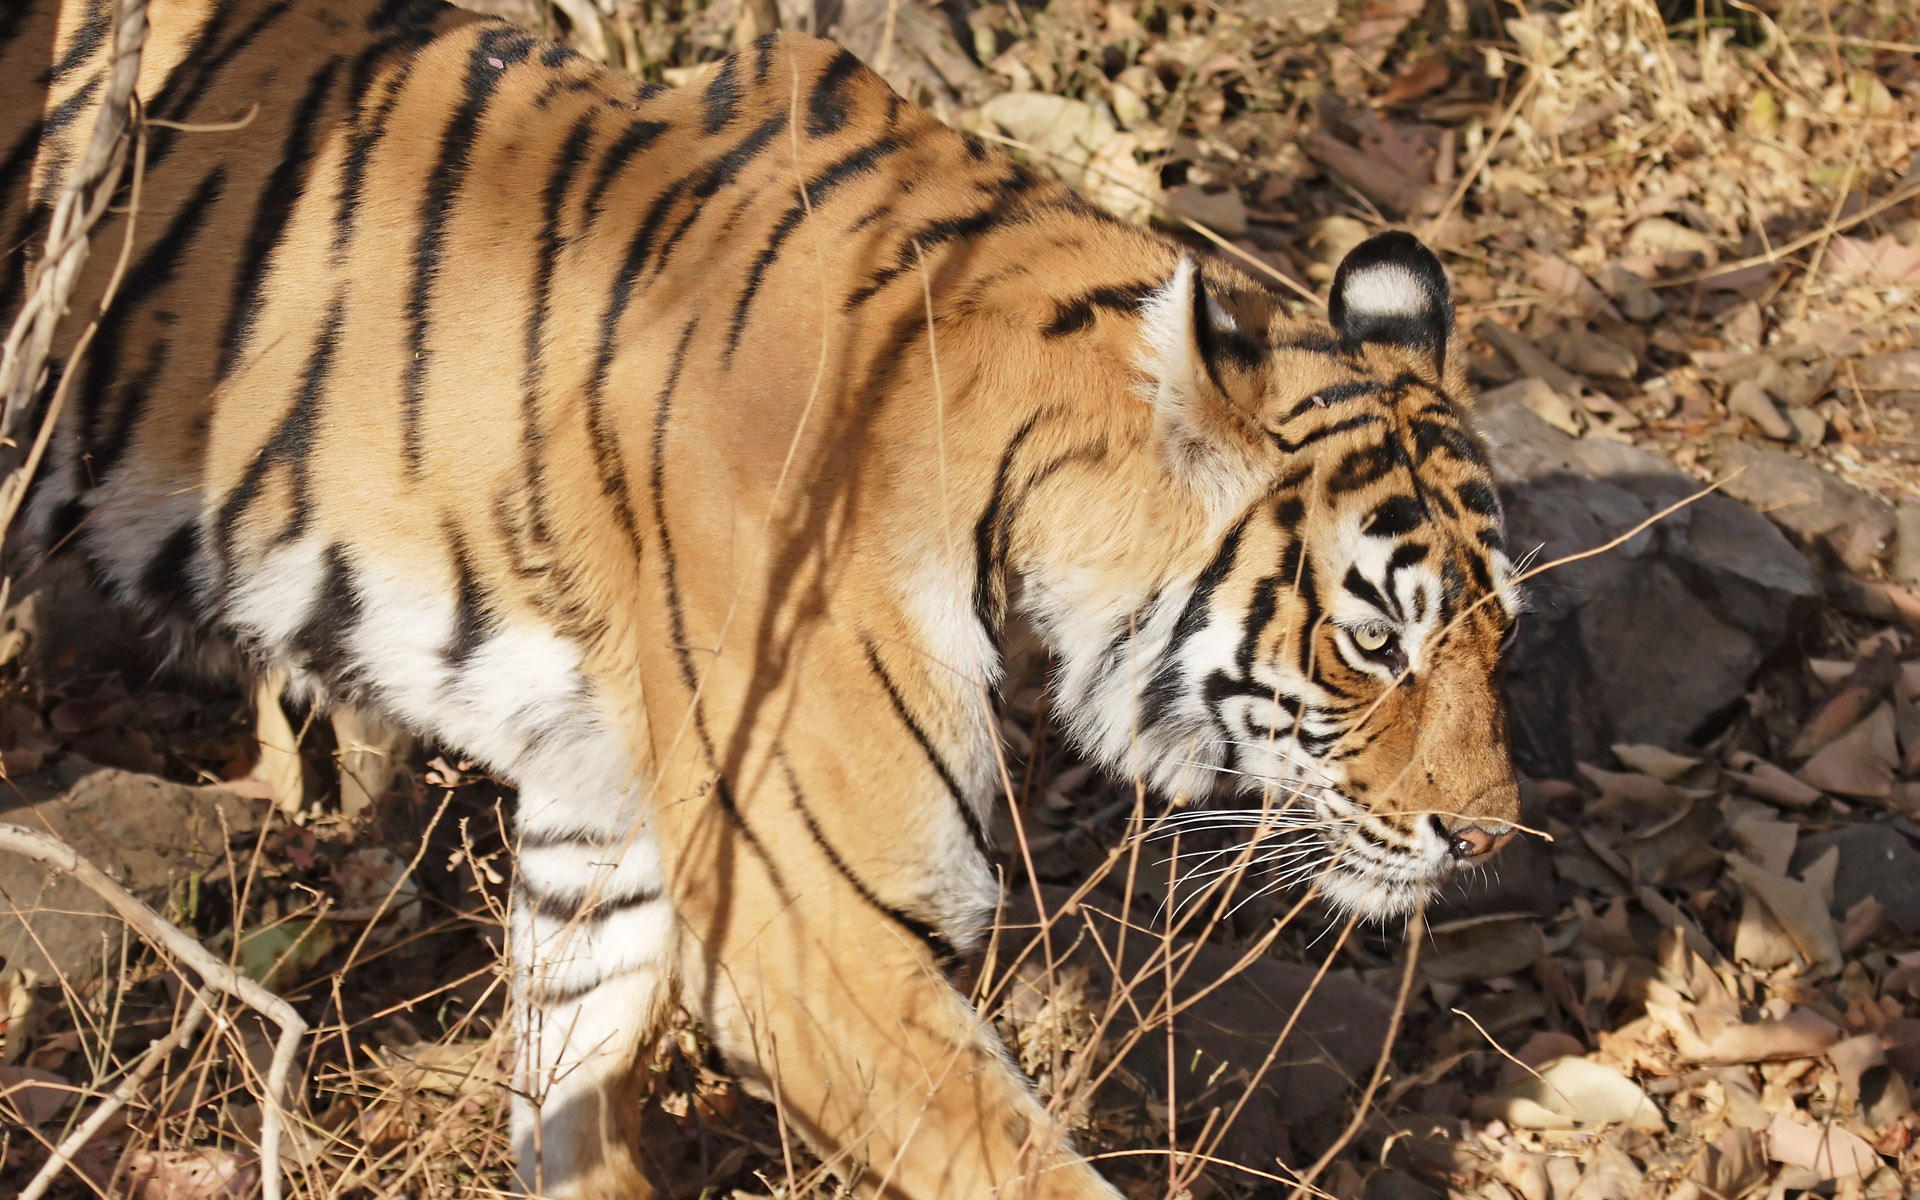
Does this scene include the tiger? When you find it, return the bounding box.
[1,0,1524,1196]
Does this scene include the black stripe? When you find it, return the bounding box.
[43,0,109,83]
[516,879,663,924]
[516,113,597,550]
[0,0,43,54]
[1268,414,1381,455]
[213,291,344,578]
[290,543,365,689]
[701,53,739,134]
[402,27,535,473]
[726,134,902,359]
[1341,565,1394,620]
[845,205,1024,310]
[219,57,343,379]
[1043,281,1154,337]
[145,0,302,172]
[1325,439,1398,494]
[140,522,203,618]
[1294,556,1321,680]
[1140,515,1251,731]
[806,48,863,138]
[650,113,788,276]
[971,412,1048,637]
[333,21,445,260]
[1232,570,1285,680]
[582,117,667,224]
[1277,380,1379,423]
[1364,494,1425,538]
[30,74,102,207]
[80,168,228,485]
[753,32,775,82]
[779,756,956,967]
[445,524,492,666]
[1456,477,1500,519]
[643,316,790,898]
[862,640,988,856]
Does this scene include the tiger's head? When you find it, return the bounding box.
[1044,232,1521,920]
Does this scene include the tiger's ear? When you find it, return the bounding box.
[1328,232,1455,376]
[1138,255,1268,520]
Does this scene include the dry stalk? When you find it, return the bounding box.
[19,994,212,1200]
[0,0,149,537]
[0,824,308,1200]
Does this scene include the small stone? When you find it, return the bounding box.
[1108,81,1150,130]
[1895,505,1920,586]
[1163,183,1247,236]
[1788,406,1826,446]
[1718,442,1895,573]
[1480,377,1584,436]
[1727,379,1793,440]
[1553,329,1637,380]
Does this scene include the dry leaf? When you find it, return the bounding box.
[1610,743,1700,782]
[1726,853,1843,976]
[1797,704,1897,798]
[1648,1002,1841,1064]
[1724,751,1823,808]
[0,1063,73,1124]
[1765,1112,1881,1179]
[1474,1055,1665,1132]
[1529,255,1619,321]
[126,1147,260,1200]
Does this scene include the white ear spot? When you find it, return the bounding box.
[1338,262,1430,318]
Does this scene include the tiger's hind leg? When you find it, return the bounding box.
[511,790,677,1199]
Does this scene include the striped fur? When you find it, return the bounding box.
[3,2,1520,1196]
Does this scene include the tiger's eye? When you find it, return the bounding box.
[1355,628,1390,652]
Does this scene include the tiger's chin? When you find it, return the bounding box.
[1312,856,1447,922]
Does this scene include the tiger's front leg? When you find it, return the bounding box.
[510,784,678,1199]
[653,747,1123,1200]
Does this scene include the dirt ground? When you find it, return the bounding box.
[2,0,1919,1198]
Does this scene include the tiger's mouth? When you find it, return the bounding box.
[1159,784,1498,922]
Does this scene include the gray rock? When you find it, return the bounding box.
[1790,824,1920,936]
[1476,398,1821,777]
[1716,442,1894,573]
[0,768,260,983]
[1894,505,1920,587]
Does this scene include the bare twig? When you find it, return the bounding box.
[0,0,150,536]
[20,994,212,1200]
[0,824,307,1200]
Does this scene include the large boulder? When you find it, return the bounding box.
[0,767,259,983]
[1476,395,1821,778]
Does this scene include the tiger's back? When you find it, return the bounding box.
[3,3,1523,1197]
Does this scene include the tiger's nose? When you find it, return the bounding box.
[1447,824,1515,860]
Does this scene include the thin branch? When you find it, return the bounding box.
[0,824,308,1200]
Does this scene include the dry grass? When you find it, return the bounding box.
[4,0,1920,1197]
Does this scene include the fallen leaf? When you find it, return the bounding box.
[1626,216,1719,265]
[1649,1002,1841,1064]
[0,1064,74,1124]
[1529,255,1619,321]
[1765,1112,1880,1179]
[1726,853,1843,977]
[126,1147,260,1200]
[1725,751,1823,808]
[1162,183,1247,235]
[1797,703,1897,798]
[1474,1055,1665,1132]
[1610,743,1700,782]
[1821,235,1920,286]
